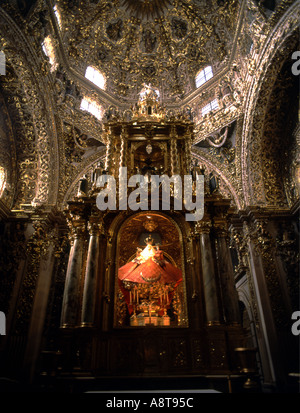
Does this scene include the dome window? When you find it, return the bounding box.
[53,4,62,30]
[41,35,58,71]
[0,166,6,198]
[85,66,106,90]
[195,66,213,88]
[80,98,103,120]
[201,99,219,116]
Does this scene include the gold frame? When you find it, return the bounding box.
[108,210,189,328]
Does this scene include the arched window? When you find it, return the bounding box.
[201,99,219,116]
[80,98,103,120]
[41,35,58,72]
[53,4,62,30]
[0,166,6,198]
[85,66,106,90]
[195,66,213,88]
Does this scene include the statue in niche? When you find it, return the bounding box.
[106,19,123,41]
[104,106,119,121]
[171,17,188,39]
[191,160,205,181]
[65,79,81,100]
[142,29,157,53]
[209,172,219,194]
[218,79,233,107]
[98,46,109,62]
[187,44,201,61]
[77,174,89,197]
[183,106,194,121]
[123,109,133,122]
[143,64,156,78]
[91,162,104,188]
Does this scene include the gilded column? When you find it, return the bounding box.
[214,219,240,324]
[195,219,220,324]
[185,130,192,174]
[81,214,104,326]
[104,127,114,174]
[119,127,128,170]
[60,217,86,328]
[170,125,179,175]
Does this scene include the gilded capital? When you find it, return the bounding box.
[66,213,86,240]
[214,219,228,237]
[194,219,212,235]
[88,219,104,236]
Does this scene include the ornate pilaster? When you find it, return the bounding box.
[60,214,86,328]
[248,217,290,329]
[195,218,220,325]
[275,222,299,312]
[81,213,105,327]
[214,218,240,325]
[240,209,298,386]
[184,129,192,174]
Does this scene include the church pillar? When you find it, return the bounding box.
[243,212,296,389]
[60,217,86,328]
[214,218,240,324]
[195,219,220,324]
[81,213,104,326]
[24,240,56,382]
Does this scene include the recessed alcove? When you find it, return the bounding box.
[114,212,188,328]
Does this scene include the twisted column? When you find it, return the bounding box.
[119,127,128,170]
[61,218,86,327]
[105,128,114,173]
[81,215,104,326]
[170,126,179,175]
[195,219,220,324]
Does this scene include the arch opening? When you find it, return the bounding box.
[113,212,188,328]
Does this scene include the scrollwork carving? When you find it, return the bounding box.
[247,217,290,328]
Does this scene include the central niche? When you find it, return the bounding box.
[114,213,188,328]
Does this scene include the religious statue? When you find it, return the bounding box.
[77,174,88,197]
[118,233,183,326]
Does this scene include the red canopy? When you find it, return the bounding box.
[118,249,182,285]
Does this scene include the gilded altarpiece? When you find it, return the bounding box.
[56,90,247,379]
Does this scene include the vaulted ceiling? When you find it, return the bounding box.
[0,0,298,212]
[58,0,240,101]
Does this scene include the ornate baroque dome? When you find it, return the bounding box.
[59,0,239,101]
